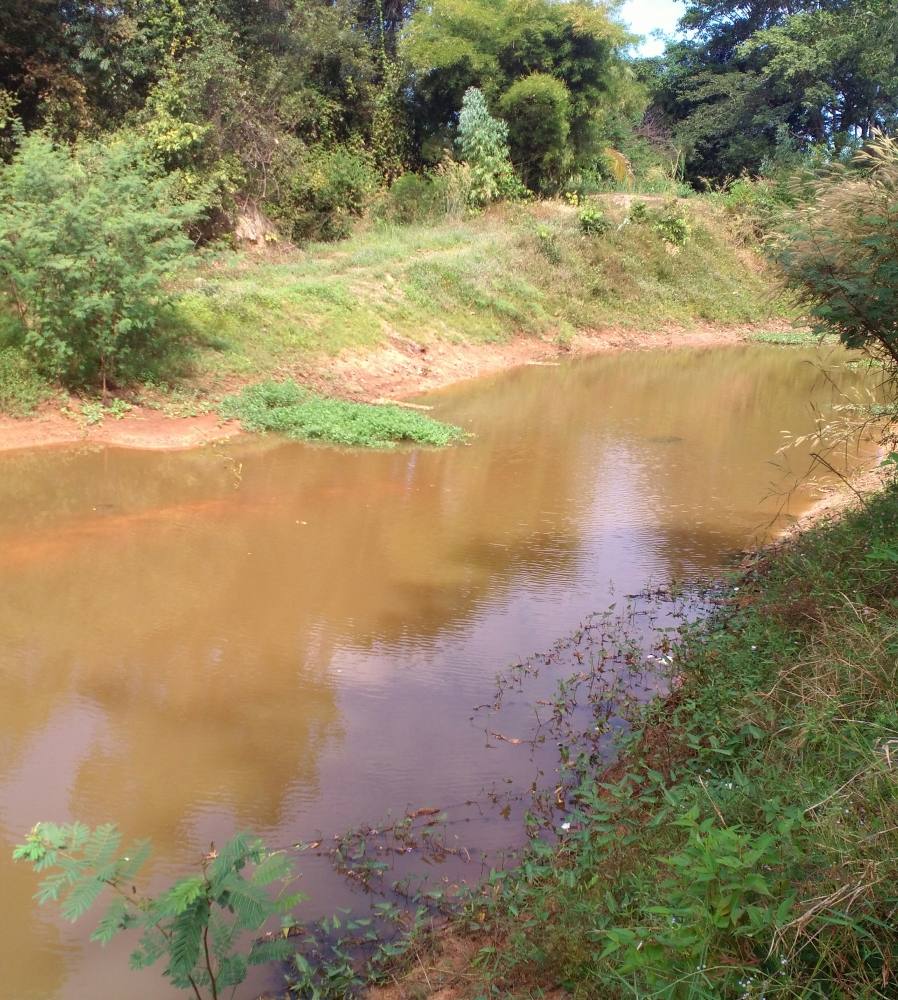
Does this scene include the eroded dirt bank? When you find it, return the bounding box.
[0,323,784,453]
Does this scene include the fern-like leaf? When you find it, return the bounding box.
[90,898,132,944]
[248,937,294,965]
[154,876,204,917]
[116,838,151,883]
[217,954,248,988]
[60,875,105,922]
[209,833,255,889]
[84,824,121,868]
[218,877,270,929]
[250,850,292,887]
[166,899,208,983]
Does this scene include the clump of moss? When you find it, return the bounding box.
[220,380,466,449]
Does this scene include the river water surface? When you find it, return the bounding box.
[0,344,873,998]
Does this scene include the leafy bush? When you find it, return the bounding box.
[653,210,691,246]
[629,199,649,223]
[456,88,520,207]
[578,205,611,236]
[0,133,200,390]
[221,380,466,448]
[14,824,299,999]
[0,346,50,415]
[376,171,448,225]
[723,176,793,239]
[499,73,571,192]
[275,143,378,242]
[777,133,898,368]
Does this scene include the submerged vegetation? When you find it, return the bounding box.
[220,380,464,448]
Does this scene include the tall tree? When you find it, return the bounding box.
[649,0,898,180]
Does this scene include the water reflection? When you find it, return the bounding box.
[0,344,872,998]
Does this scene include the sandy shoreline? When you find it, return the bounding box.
[0,322,782,454]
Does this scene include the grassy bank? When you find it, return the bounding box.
[386,474,898,999]
[179,198,788,389]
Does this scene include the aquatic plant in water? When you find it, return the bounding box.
[220,380,466,449]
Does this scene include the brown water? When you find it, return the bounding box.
[0,345,873,999]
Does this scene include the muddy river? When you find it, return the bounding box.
[0,344,874,998]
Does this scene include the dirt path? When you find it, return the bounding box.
[0,322,785,454]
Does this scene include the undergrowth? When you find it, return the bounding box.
[457,474,898,998]
[220,380,465,448]
[179,198,789,384]
[0,347,50,416]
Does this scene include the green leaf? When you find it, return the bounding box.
[90,899,132,944]
[60,876,105,922]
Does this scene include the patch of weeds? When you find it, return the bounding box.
[61,398,135,426]
[464,474,898,999]
[0,347,51,416]
[578,205,611,236]
[80,400,106,425]
[653,211,691,247]
[220,380,467,449]
[535,224,561,264]
[629,200,650,223]
[750,329,823,346]
[107,398,132,419]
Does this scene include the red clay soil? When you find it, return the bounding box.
[0,322,786,454]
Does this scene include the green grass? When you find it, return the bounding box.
[177,198,791,388]
[1,198,792,408]
[0,347,51,416]
[750,329,831,345]
[220,379,466,448]
[457,474,898,999]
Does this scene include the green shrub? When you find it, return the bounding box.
[0,347,50,415]
[562,168,607,200]
[499,73,571,193]
[777,133,898,367]
[220,380,466,448]
[578,205,611,236]
[456,88,521,207]
[275,143,378,243]
[376,171,447,225]
[0,132,200,390]
[14,824,298,999]
[653,211,691,246]
[629,199,649,223]
[723,176,792,238]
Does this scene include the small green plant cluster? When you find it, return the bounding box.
[777,133,898,371]
[272,143,379,243]
[374,163,472,225]
[456,88,522,207]
[628,199,649,223]
[535,224,561,263]
[220,380,466,449]
[0,346,50,416]
[465,475,898,997]
[13,825,300,999]
[722,176,794,239]
[0,132,200,391]
[626,199,691,247]
[578,205,610,236]
[69,398,133,426]
[653,211,691,247]
[750,329,821,346]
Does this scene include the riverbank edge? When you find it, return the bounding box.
[0,321,789,454]
[365,460,898,999]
